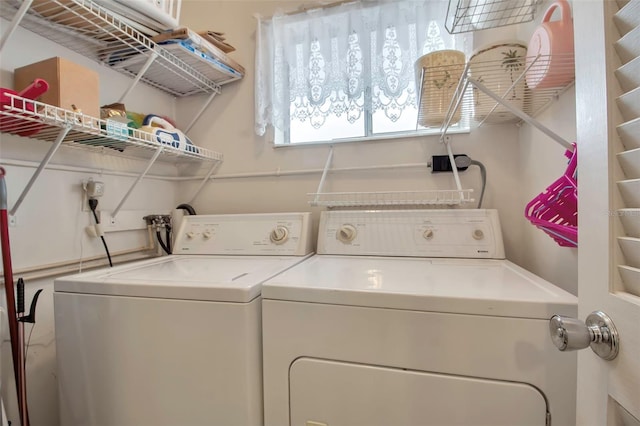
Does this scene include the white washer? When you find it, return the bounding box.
[262,209,578,426]
[54,212,313,426]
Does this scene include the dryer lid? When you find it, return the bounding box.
[55,254,313,302]
[261,255,577,318]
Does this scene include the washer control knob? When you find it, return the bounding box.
[337,224,357,243]
[423,229,434,240]
[186,232,195,239]
[270,226,289,244]
[203,231,212,240]
[549,311,619,360]
[472,229,484,240]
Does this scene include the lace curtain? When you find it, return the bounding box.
[255,0,469,137]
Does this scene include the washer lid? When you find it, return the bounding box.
[261,256,577,318]
[55,254,313,302]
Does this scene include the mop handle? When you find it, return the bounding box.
[0,167,6,211]
[0,167,19,367]
[0,167,28,426]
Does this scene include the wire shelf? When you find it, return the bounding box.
[308,190,475,208]
[0,0,242,97]
[417,52,575,128]
[445,0,541,34]
[0,94,223,164]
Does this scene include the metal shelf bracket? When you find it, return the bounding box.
[313,147,334,205]
[468,77,573,151]
[118,51,160,104]
[187,160,222,204]
[9,124,71,216]
[111,145,164,219]
[185,92,218,133]
[445,138,465,198]
[0,0,33,54]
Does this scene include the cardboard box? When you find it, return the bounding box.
[14,57,100,118]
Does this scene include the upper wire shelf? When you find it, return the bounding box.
[445,0,541,34]
[0,93,223,164]
[417,52,575,132]
[0,0,241,97]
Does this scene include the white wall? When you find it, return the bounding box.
[1,0,579,423]
[515,1,579,294]
[516,87,578,294]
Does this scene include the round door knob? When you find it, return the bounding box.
[270,226,289,244]
[549,315,591,351]
[337,224,357,243]
[549,311,619,360]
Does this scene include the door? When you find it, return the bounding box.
[574,0,640,425]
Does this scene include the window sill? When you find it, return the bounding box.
[272,126,470,148]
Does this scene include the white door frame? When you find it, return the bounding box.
[574,0,640,424]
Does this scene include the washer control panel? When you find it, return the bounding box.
[318,209,505,259]
[173,213,313,255]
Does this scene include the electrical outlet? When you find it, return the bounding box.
[81,179,105,211]
[431,154,470,173]
[85,179,105,198]
[81,192,101,212]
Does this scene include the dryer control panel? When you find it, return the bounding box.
[173,213,314,255]
[318,209,505,259]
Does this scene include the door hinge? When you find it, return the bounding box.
[546,412,552,426]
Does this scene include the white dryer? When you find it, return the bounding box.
[54,212,313,426]
[262,209,578,426]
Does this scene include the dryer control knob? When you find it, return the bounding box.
[203,231,212,240]
[472,229,484,240]
[270,226,289,244]
[423,229,434,240]
[186,232,195,239]
[337,224,357,243]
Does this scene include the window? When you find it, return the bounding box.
[255,1,471,145]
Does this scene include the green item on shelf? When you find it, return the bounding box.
[126,111,146,129]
